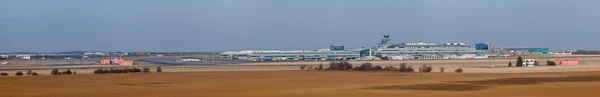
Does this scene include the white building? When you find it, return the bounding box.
[16,55,30,60]
[375,41,480,60]
[0,55,8,59]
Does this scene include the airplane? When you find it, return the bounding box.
[178,58,202,62]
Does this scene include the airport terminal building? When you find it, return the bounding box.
[220,50,360,61]
[373,42,481,60]
[221,35,493,61]
[360,35,484,60]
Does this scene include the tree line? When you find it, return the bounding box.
[300,62,463,73]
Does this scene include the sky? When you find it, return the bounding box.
[1,0,599,52]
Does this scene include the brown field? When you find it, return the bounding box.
[2,71,600,97]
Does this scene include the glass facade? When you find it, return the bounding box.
[330,45,345,51]
[360,49,375,57]
[475,43,491,50]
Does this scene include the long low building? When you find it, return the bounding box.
[220,50,360,61]
[500,47,549,54]
[372,42,481,60]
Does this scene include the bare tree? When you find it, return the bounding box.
[26,70,32,75]
[300,65,306,70]
[156,66,163,72]
[399,63,407,72]
[440,67,445,73]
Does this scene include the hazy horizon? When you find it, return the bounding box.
[2,0,599,52]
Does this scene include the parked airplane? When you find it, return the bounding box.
[178,58,201,62]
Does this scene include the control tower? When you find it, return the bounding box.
[379,34,392,48]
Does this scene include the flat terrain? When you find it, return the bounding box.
[3,55,600,74]
[2,71,600,97]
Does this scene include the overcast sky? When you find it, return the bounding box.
[1,0,599,52]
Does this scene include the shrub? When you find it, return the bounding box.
[32,72,39,75]
[94,69,105,74]
[326,61,352,71]
[15,71,23,76]
[419,65,432,73]
[547,61,556,66]
[94,68,147,74]
[0,72,8,76]
[132,68,141,72]
[26,70,32,75]
[534,61,539,66]
[383,66,398,71]
[455,68,463,73]
[399,63,407,72]
[406,66,415,72]
[516,56,523,67]
[73,71,76,75]
[354,62,373,71]
[143,68,151,73]
[372,66,383,71]
[317,64,323,70]
[422,65,433,73]
[300,65,306,70]
[440,67,445,73]
[51,68,60,75]
[157,66,162,72]
[508,62,512,67]
[115,69,125,73]
[64,69,73,75]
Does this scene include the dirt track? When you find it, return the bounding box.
[2,71,600,97]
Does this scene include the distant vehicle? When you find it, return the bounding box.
[524,59,536,67]
[1,62,8,65]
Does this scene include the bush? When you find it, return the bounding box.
[51,68,60,75]
[455,68,463,73]
[157,66,162,72]
[26,70,32,75]
[508,62,512,67]
[383,66,398,71]
[440,67,445,73]
[372,66,383,71]
[15,71,23,76]
[534,61,539,66]
[353,62,373,71]
[64,69,73,75]
[422,65,433,73]
[399,63,407,72]
[94,68,147,74]
[547,61,556,66]
[326,61,352,71]
[406,66,415,72]
[143,68,151,73]
[300,65,306,70]
[0,72,8,76]
[132,68,141,72]
[317,64,323,70]
[94,69,105,74]
[32,72,39,75]
[516,56,523,67]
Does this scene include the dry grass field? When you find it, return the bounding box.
[2,71,600,97]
